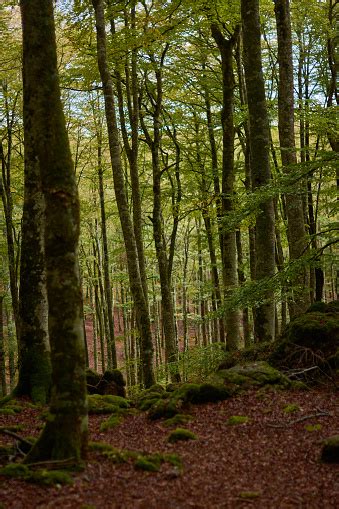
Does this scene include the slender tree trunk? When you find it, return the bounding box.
[211,23,240,350]
[92,0,154,387]
[274,0,310,316]
[241,0,276,342]
[97,135,117,368]
[0,296,7,397]
[21,0,87,463]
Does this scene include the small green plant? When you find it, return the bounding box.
[283,404,300,414]
[227,415,249,426]
[305,423,322,432]
[167,428,197,443]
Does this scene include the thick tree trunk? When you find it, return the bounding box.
[241,0,276,342]
[15,134,51,404]
[274,0,310,317]
[92,0,154,387]
[211,23,240,350]
[20,0,88,463]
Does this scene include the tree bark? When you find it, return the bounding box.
[15,124,51,404]
[92,0,154,387]
[211,23,241,350]
[20,0,88,463]
[241,0,276,342]
[274,0,310,316]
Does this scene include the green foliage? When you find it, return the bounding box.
[227,415,249,426]
[167,428,197,443]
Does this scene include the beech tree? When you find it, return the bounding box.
[241,0,276,342]
[20,0,87,463]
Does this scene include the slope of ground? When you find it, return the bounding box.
[0,384,338,509]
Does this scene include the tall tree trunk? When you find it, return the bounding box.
[241,0,276,342]
[92,0,154,387]
[15,118,51,404]
[0,295,7,397]
[21,0,87,463]
[139,47,180,382]
[97,134,117,368]
[211,24,240,350]
[274,0,310,316]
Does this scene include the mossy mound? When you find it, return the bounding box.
[167,428,197,443]
[320,436,339,463]
[269,304,339,376]
[86,368,126,397]
[211,361,292,390]
[88,394,131,415]
[135,384,166,412]
[0,399,26,415]
[139,382,233,420]
[0,463,73,485]
[163,414,193,427]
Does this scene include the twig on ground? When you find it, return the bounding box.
[267,411,332,428]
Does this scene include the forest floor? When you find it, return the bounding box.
[0,382,338,508]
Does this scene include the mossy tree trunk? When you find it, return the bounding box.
[15,124,51,404]
[241,0,276,342]
[0,295,7,397]
[20,0,88,463]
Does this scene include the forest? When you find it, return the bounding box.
[0,0,338,507]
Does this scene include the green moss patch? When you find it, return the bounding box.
[227,415,249,426]
[100,415,123,431]
[321,435,339,463]
[167,428,197,443]
[283,404,300,414]
[163,414,193,427]
[0,463,72,485]
[90,441,182,473]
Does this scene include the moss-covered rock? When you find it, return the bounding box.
[270,307,339,375]
[213,362,292,390]
[218,342,274,370]
[88,394,130,415]
[320,435,339,463]
[86,368,126,397]
[167,428,197,443]
[283,404,300,414]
